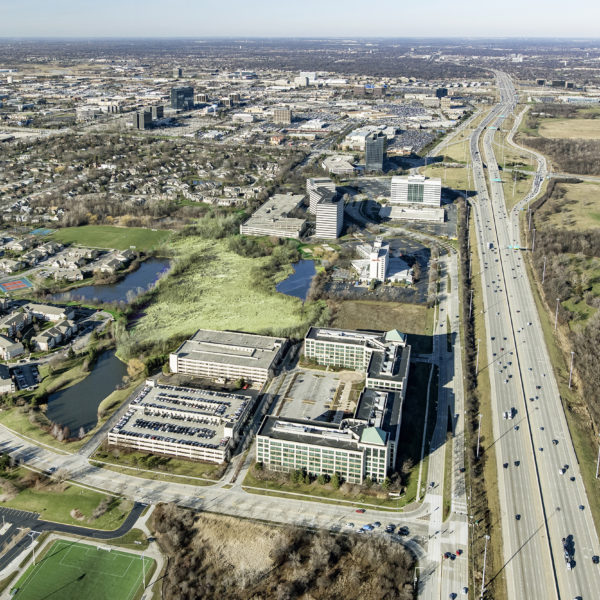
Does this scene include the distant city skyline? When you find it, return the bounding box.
[2,0,600,38]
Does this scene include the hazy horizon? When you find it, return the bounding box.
[2,0,600,39]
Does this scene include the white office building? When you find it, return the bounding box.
[240,194,306,239]
[316,197,344,239]
[307,178,336,214]
[390,175,441,207]
[369,237,389,281]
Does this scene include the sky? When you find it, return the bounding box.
[1,0,600,38]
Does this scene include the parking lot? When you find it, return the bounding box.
[11,363,39,390]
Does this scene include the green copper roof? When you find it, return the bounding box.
[385,329,406,343]
[360,427,387,446]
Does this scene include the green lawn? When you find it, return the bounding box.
[12,539,154,600]
[51,225,171,251]
[1,470,133,530]
[124,235,315,353]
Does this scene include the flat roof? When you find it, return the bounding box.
[367,345,411,383]
[111,382,257,453]
[306,326,384,346]
[258,415,362,452]
[173,329,285,371]
[241,194,305,231]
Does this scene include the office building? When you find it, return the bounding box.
[196,93,209,103]
[173,67,183,78]
[321,155,356,176]
[240,194,306,239]
[151,105,164,120]
[364,131,386,172]
[273,106,292,125]
[315,197,344,239]
[229,92,241,104]
[436,87,448,98]
[306,178,337,214]
[369,237,389,281]
[108,380,258,463]
[390,175,441,207]
[134,110,151,130]
[171,86,194,110]
[256,367,408,483]
[303,327,410,397]
[169,329,287,386]
[352,238,413,284]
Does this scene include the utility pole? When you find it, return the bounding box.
[469,289,474,320]
[480,534,491,599]
[476,338,481,375]
[555,298,560,331]
[542,256,547,284]
[476,413,483,459]
[528,207,532,231]
[568,351,575,389]
[532,228,536,252]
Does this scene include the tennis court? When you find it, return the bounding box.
[0,277,34,293]
[12,539,154,600]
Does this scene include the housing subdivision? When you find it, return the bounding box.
[107,380,257,462]
[256,327,411,483]
[169,329,287,386]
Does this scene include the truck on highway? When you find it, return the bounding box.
[488,242,494,249]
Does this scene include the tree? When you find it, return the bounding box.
[317,474,328,485]
[331,473,341,490]
[381,477,391,491]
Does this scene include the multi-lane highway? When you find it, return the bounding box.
[469,70,600,599]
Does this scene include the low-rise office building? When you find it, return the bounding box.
[108,380,257,463]
[240,194,306,239]
[256,383,404,483]
[169,329,287,386]
[304,327,410,398]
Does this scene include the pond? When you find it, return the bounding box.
[276,259,316,301]
[50,257,170,305]
[46,349,128,436]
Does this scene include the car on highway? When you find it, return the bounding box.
[592,555,599,564]
[515,514,521,520]
[398,526,409,536]
[355,508,366,513]
[373,521,381,528]
[346,522,354,528]
[559,468,565,475]
[456,549,463,556]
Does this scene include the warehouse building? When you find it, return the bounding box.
[169,329,287,386]
[108,380,257,463]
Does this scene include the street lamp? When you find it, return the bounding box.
[532,228,536,252]
[568,351,575,389]
[476,339,481,375]
[555,298,560,331]
[596,436,600,479]
[469,289,474,320]
[476,414,483,459]
[480,534,491,599]
[413,566,424,592]
[27,531,39,566]
[542,256,546,285]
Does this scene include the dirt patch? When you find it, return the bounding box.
[70,509,85,521]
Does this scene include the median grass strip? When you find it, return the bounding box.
[443,432,453,521]
[91,445,224,484]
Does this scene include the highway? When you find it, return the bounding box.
[469,70,600,599]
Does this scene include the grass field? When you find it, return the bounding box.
[51,226,171,251]
[12,539,154,600]
[539,118,600,139]
[421,163,471,193]
[537,182,600,231]
[125,235,311,352]
[1,467,132,529]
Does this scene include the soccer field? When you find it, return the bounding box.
[12,539,154,600]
